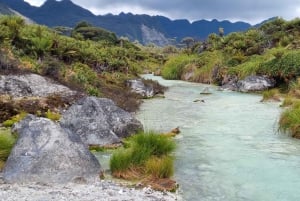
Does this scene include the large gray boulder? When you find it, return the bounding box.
[237,76,275,92]
[0,74,75,97]
[3,115,101,184]
[127,79,154,98]
[60,97,143,146]
[220,75,275,92]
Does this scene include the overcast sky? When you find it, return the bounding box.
[25,0,300,25]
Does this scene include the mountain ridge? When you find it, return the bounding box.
[0,0,252,45]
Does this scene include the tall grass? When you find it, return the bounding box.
[0,128,16,169]
[261,89,281,102]
[145,156,174,178]
[162,54,197,80]
[279,103,300,138]
[110,131,176,179]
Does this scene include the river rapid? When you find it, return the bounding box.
[136,74,300,201]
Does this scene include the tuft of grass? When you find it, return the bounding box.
[145,156,174,178]
[280,96,300,107]
[162,54,197,80]
[45,109,61,121]
[0,128,16,169]
[110,131,176,180]
[2,111,27,127]
[279,103,300,138]
[110,148,133,173]
[261,89,281,102]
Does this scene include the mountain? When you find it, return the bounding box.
[0,2,34,24]
[0,0,252,45]
[0,2,14,15]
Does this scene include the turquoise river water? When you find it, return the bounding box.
[135,74,300,201]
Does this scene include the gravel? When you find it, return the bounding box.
[0,176,180,201]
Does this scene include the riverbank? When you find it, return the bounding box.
[0,175,180,201]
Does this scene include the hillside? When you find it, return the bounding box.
[0,0,251,45]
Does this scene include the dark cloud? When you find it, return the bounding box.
[26,0,300,24]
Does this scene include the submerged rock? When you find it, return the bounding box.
[3,115,101,184]
[60,96,143,146]
[0,73,75,97]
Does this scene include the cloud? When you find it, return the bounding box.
[25,0,300,24]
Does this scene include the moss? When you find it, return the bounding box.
[45,109,60,121]
[2,111,27,127]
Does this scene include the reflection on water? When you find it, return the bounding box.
[136,74,300,201]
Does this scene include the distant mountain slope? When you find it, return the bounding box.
[0,0,252,45]
[0,2,34,24]
[0,2,15,15]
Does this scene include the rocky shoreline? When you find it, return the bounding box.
[0,175,180,201]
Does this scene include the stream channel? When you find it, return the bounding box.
[135,74,300,201]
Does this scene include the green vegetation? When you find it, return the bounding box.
[0,15,165,123]
[279,103,300,138]
[162,54,197,79]
[110,131,175,179]
[45,109,61,121]
[261,89,280,102]
[160,17,300,139]
[0,128,16,170]
[2,111,27,127]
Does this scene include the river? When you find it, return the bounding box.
[136,74,300,201]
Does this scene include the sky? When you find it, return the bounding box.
[25,0,300,25]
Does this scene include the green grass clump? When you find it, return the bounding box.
[45,109,61,121]
[110,131,176,179]
[261,89,281,102]
[110,149,133,173]
[145,156,174,178]
[162,54,197,80]
[2,112,27,127]
[279,103,300,138]
[0,128,16,169]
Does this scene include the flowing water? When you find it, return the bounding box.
[136,74,300,201]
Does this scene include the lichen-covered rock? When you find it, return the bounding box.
[60,97,143,146]
[3,115,101,184]
[0,74,75,97]
[237,76,275,92]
